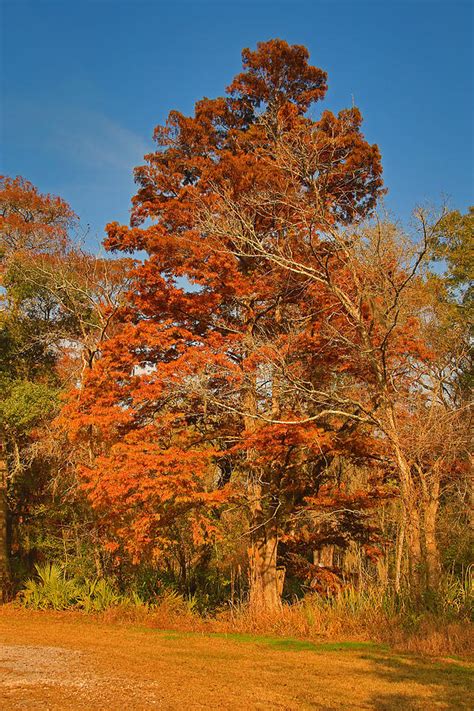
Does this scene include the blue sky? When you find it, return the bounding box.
[1,0,472,250]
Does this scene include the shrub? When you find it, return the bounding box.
[20,563,79,610]
[19,562,125,612]
[75,578,122,612]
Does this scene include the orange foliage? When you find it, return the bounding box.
[63,40,407,572]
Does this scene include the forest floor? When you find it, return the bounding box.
[0,607,472,710]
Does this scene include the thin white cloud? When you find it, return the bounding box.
[3,98,150,175]
[53,109,149,173]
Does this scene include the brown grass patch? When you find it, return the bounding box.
[1,606,473,710]
[96,596,473,659]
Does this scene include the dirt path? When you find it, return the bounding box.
[0,608,472,710]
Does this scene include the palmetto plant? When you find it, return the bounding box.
[20,562,123,611]
[75,578,122,612]
[21,563,79,610]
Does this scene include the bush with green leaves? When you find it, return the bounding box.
[75,578,122,612]
[19,562,127,612]
[20,563,79,610]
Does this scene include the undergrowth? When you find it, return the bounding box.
[17,562,473,657]
[20,563,128,612]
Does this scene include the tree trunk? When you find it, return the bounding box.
[242,312,283,611]
[423,494,441,590]
[394,506,406,593]
[389,433,424,593]
[246,471,282,611]
[248,528,281,610]
[0,446,10,601]
[314,545,335,567]
[405,502,423,592]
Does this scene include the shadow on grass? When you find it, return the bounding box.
[131,625,473,708]
[364,653,473,710]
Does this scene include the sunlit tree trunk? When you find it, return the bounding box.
[0,445,10,601]
[245,427,282,609]
[314,545,335,567]
[243,320,282,611]
[405,503,423,592]
[422,478,441,591]
[394,505,406,593]
[248,524,281,610]
[389,426,424,593]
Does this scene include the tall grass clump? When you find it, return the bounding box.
[211,580,472,656]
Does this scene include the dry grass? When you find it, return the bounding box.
[18,565,473,657]
[97,592,473,659]
[386,619,473,657]
[1,606,473,710]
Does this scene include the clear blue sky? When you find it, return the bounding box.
[1,0,472,250]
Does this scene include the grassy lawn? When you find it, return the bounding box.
[0,607,472,709]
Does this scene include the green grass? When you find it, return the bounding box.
[131,626,387,653]
[214,633,386,653]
